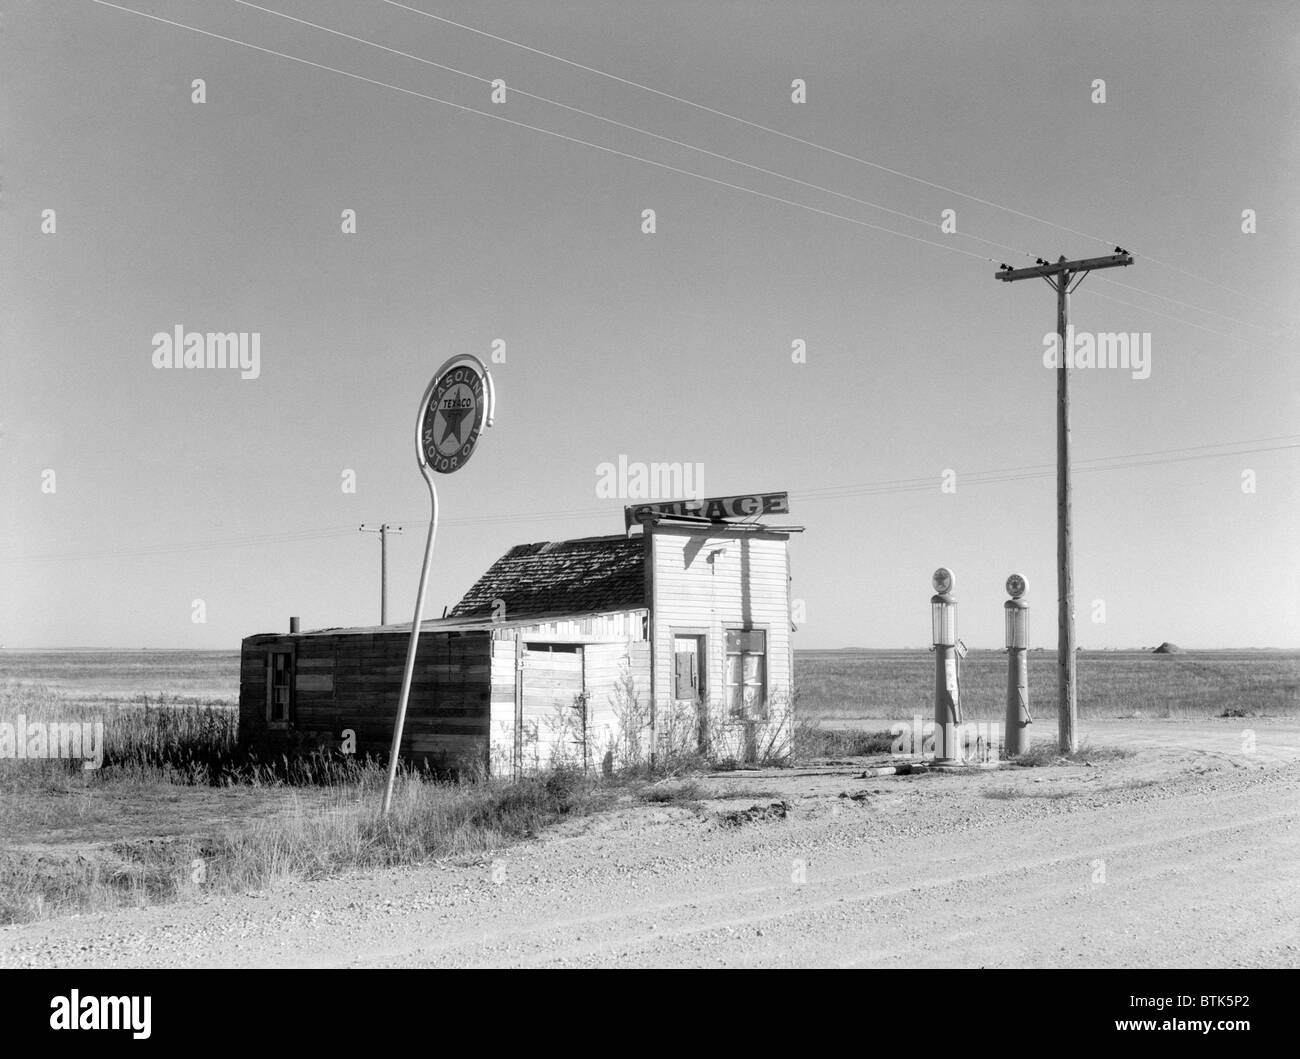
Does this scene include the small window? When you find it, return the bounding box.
[267,649,294,725]
[725,629,767,720]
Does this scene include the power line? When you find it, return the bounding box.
[89,0,1001,266]
[1092,275,1282,336]
[5,435,1294,565]
[379,0,1271,311]
[1,526,357,564]
[230,0,1042,264]
[1068,284,1268,345]
[792,441,1300,501]
[93,1,1283,351]
[234,1,1274,338]
[400,437,1300,516]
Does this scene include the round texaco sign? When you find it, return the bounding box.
[421,361,487,474]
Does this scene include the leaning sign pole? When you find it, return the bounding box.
[381,354,496,816]
[995,250,1133,752]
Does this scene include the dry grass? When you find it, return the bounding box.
[0,681,395,787]
[0,758,609,924]
[0,681,620,923]
[1010,740,1136,768]
[792,716,895,761]
[982,787,1074,800]
[638,779,705,803]
[0,676,766,923]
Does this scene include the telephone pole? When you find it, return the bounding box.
[359,523,403,624]
[995,250,1134,752]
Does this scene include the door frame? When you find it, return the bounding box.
[670,629,709,751]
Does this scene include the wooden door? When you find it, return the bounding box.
[520,644,585,768]
[672,635,706,752]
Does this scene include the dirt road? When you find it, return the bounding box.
[3,719,1298,968]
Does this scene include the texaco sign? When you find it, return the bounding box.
[421,360,487,474]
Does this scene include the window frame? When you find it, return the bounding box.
[265,646,295,728]
[724,627,769,722]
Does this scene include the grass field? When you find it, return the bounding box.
[795,648,1300,721]
[1,646,1295,923]
[0,649,239,706]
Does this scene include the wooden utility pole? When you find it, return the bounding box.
[995,250,1134,752]
[359,523,403,624]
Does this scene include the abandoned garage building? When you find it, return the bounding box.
[238,492,801,774]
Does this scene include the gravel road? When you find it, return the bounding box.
[4,720,1298,968]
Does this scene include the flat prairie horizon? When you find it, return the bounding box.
[3,645,1296,653]
[2,646,1296,722]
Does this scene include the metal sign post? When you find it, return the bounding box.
[381,354,495,816]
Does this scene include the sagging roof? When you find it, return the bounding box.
[449,534,647,619]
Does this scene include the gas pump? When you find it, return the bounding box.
[1004,574,1032,755]
[930,568,962,764]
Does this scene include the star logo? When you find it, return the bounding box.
[437,386,474,447]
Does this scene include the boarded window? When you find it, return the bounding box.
[267,649,294,724]
[725,629,767,720]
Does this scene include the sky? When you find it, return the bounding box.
[2,0,1298,651]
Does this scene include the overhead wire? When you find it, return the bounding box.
[88,0,1002,267]
[12,435,1289,563]
[234,0,1277,336]
[379,0,1273,311]
[230,0,1048,265]
[94,1,1282,347]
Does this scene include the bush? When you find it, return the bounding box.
[792,716,894,761]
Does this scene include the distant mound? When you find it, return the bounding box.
[1153,642,1185,654]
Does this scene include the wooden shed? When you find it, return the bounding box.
[238,492,801,773]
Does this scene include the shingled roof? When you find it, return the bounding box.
[449,535,647,619]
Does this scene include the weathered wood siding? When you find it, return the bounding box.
[649,528,793,761]
[585,639,651,767]
[238,629,491,770]
[488,638,518,777]
[486,636,651,776]
[239,636,275,726]
[519,646,584,770]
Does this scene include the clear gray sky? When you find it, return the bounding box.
[3,0,1297,650]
